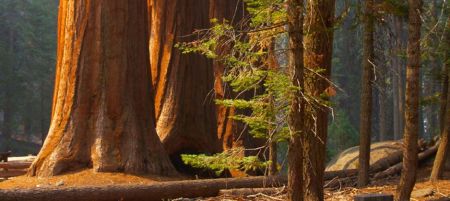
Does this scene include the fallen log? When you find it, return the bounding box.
[0,162,32,169]
[374,144,439,179]
[369,150,403,173]
[0,169,27,178]
[0,176,287,201]
[324,176,357,190]
[219,187,285,196]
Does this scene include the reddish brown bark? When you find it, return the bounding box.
[149,0,221,159]
[28,0,176,177]
[396,0,422,200]
[287,0,305,200]
[358,0,375,187]
[209,0,249,153]
[302,0,335,200]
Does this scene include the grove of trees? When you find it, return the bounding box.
[0,0,449,201]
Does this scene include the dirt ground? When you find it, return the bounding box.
[0,170,179,189]
[0,165,449,201]
[203,166,450,201]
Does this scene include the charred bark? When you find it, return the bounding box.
[28,0,176,177]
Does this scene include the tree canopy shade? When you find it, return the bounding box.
[28,0,176,177]
[149,0,222,158]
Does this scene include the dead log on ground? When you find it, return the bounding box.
[0,162,32,169]
[0,176,287,201]
[0,169,27,178]
[219,187,285,196]
[374,144,439,179]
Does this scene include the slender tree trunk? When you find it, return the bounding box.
[396,0,422,200]
[302,0,335,200]
[149,0,221,160]
[379,86,388,141]
[430,16,450,181]
[28,0,176,177]
[287,0,304,200]
[1,26,15,147]
[358,0,375,187]
[393,17,405,141]
[267,34,280,176]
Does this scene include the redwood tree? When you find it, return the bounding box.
[149,0,221,159]
[287,0,304,200]
[396,0,422,200]
[358,0,375,187]
[209,0,249,153]
[29,0,176,177]
[302,0,335,200]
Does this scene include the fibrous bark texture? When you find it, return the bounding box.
[29,0,176,177]
[430,16,450,182]
[209,0,251,153]
[396,0,422,200]
[303,0,335,200]
[358,0,375,187]
[287,0,304,200]
[149,0,221,158]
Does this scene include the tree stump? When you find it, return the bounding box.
[0,151,11,162]
[354,194,394,201]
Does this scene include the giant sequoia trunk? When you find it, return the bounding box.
[209,0,249,153]
[302,1,335,200]
[396,0,422,200]
[28,0,176,177]
[149,0,221,169]
[358,0,375,187]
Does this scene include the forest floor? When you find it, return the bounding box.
[203,166,450,201]
[0,164,449,200]
[0,170,181,189]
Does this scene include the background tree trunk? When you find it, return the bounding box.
[1,24,16,148]
[396,0,422,200]
[302,0,335,200]
[28,0,176,177]
[358,0,375,187]
[287,0,304,200]
[149,0,221,164]
[430,16,450,181]
[393,17,406,141]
